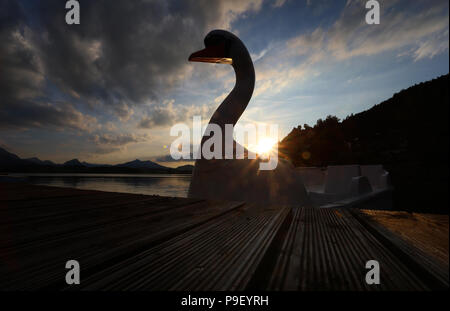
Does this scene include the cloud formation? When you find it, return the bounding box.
[88,132,150,155]
[138,100,215,129]
[286,0,449,62]
[251,0,449,97]
[0,0,262,131]
[93,133,147,146]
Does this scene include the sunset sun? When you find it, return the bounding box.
[255,137,277,156]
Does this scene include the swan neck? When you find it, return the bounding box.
[209,56,255,129]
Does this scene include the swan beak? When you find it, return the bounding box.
[189,44,232,65]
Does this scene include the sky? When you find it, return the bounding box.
[0,0,448,166]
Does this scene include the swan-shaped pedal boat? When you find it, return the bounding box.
[187,30,309,206]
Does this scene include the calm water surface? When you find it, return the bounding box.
[11,173,192,198]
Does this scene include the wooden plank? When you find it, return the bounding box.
[359,210,448,266]
[0,182,101,201]
[266,207,433,291]
[78,204,291,290]
[349,209,449,289]
[0,185,244,290]
[0,196,203,250]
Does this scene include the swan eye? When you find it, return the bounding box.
[204,34,224,47]
[204,35,231,58]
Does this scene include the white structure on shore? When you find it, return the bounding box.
[297,164,392,207]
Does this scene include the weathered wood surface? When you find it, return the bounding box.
[0,182,448,291]
[358,210,448,266]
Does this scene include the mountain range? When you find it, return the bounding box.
[0,147,193,173]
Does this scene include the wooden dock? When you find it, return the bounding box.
[0,182,448,291]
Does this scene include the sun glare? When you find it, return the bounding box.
[255,137,276,155]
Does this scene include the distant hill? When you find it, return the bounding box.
[25,157,56,166]
[0,148,189,174]
[0,147,28,168]
[63,159,84,167]
[116,159,167,170]
[280,74,449,213]
[0,149,60,169]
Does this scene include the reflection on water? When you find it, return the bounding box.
[13,173,191,198]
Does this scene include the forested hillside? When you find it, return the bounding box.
[280,74,449,213]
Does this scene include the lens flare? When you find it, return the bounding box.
[255,137,276,155]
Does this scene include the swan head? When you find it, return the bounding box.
[189,30,250,66]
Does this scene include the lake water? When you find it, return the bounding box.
[10,173,192,198]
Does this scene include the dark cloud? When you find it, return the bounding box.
[0,0,93,131]
[138,100,215,129]
[0,0,262,131]
[0,100,97,132]
[92,133,147,146]
[87,132,150,155]
[138,100,177,129]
